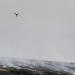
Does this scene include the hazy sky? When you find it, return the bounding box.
[0,0,75,62]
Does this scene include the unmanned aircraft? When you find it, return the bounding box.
[14,12,19,17]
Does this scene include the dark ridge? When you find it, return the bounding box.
[0,58,73,75]
[0,67,73,75]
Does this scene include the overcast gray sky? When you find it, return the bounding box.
[0,0,75,62]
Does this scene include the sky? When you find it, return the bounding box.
[0,0,75,62]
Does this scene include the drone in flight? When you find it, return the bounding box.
[14,12,19,17]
